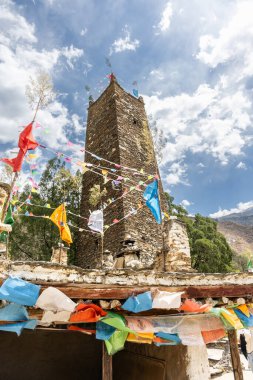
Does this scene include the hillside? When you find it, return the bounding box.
[217,221,253,255]
[218,207,253,226]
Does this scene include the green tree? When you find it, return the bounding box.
[9,158,82,264]
[165,193,233,273]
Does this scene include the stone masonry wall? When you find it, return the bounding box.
[77,81,126,268]
[165,219,192,272]
[77,78,166,269]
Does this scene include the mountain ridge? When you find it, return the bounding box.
[216,206,253,226]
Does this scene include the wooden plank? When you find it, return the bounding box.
[1,277,253,299]
[102,342,112,380]
[36,284,253,300]
[228,330,244,380]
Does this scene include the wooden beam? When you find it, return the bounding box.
[2,277,253,300]
[102,342,112,380]
[35,284,253,300]
[228,330,244,380]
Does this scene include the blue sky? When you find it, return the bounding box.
[0,0,253,217]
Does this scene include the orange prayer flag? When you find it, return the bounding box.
[201,329,226,344]
[180,299,211,313]
[237,304,250,318]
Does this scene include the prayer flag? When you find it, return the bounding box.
[0,276,40,306]
[18,122,39,153]
[88,209,104,234]
[96,321,116,340]
[1,149,26,172]
[143,180,162,224]
[105,330,128,355]
[36,287,76,312]
[1,122,38,172]
[28,154,38,159]
[152,291,183,309]
[50,204,72,244]
[122,291,152,313]
[0,204,14,242]
[247,259,253,271]
[69,303,107,323]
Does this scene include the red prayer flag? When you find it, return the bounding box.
[1,122,39,172]
[18,123,39,152]
[1,149,25,172]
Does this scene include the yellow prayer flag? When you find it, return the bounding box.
[81,163,89,173]
[31,187,38,193]
[102,169,108,176]
[163,212,170,219]
[222,309,243,329]
[29,154,38,159]
[127,332,154,344]
[49,204,72,244]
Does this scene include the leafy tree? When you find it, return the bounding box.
[9,158,82,264]
[165,193,233,273]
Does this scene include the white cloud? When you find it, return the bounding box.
[110,26,140,55]
[61,45,84,69]
[210,200,253,218]
[155,2,173,34]
[144,77,252,174]
[236,161,247,170]
[71,114,85,135]
[197,1,253,81]
[0,0,37,46]
[165,161,188,186]
[181,199,192,208]
[149,69,164,80]
[80,28,87,36]
[0,0,84,152]
[142,1,253,188]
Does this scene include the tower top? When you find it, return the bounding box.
[89,74,143,110]
[109,72,117,83]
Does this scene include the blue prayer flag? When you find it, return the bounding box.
[143,180,162,224]
[0,303,29,321]
[122,291,152,313]
[0,320,37,336]
[234,308,253,327]
[156,332,181,344]
[96,321,116,341]
[133,89,139,97]
[0,277,40,306]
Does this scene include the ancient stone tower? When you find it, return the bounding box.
[77,75,166,269]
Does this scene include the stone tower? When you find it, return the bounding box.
[77,75,166,269]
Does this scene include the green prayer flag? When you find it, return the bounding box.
[247,259,253,269]
[105,330,128,355]
[0,205,14,242]
[101,311,134,333]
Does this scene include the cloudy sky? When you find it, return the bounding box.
[0,0,253,217]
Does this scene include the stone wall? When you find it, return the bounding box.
[77,78,166,269]
[1,260,253,287]
[165,219,192,272]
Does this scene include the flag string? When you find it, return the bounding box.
[35,120,156,177]
[39,145,147,190]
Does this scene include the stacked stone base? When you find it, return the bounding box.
[165,251,195,272]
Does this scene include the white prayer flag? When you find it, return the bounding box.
[36,287,76,312]
[152,290,184,309]
[88,209,104,234]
